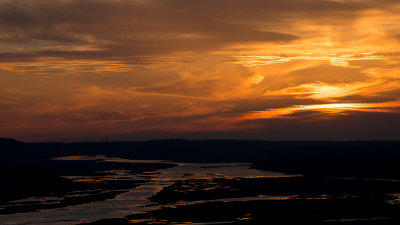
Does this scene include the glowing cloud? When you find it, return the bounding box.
[1,0,400,141]
[242,101,400,120]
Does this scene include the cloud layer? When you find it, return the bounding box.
[1,0,400,141]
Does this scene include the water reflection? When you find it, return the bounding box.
[0,156,296,225]
[324,217,392,222]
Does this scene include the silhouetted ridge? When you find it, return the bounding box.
[0,138,19,144]
[2,139,400,178]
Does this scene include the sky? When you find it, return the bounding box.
[1,0,400,142]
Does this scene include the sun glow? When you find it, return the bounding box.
[263,81,387,100]
[242,102,400,120]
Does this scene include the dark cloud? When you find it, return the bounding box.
[112,111,400,141]
[1,0,397,63]
[243,111,400,141]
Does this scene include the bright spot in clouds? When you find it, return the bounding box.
[0,0,400,141]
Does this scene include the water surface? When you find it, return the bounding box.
[0,155,294,225]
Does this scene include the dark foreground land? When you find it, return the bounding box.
[1,138,400,224]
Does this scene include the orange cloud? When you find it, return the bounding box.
[242,101,400,120]
[1,0,400,141]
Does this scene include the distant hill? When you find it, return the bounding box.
[0,138,19,144]
[1,138,400,178]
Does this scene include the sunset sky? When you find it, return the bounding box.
[1,0,400,142]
